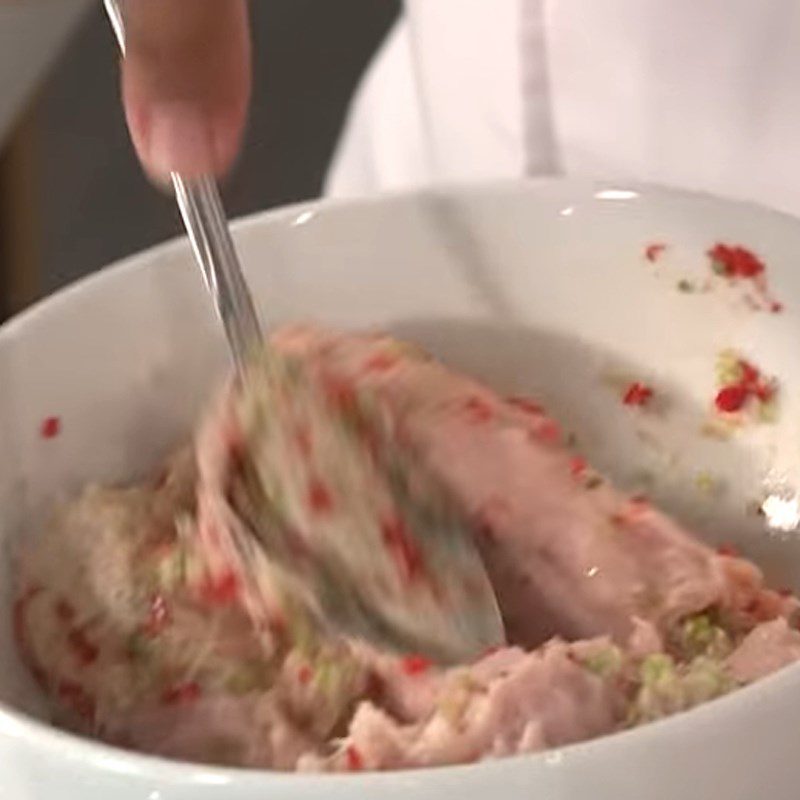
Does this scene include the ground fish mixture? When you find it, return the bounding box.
[14,326,800,771]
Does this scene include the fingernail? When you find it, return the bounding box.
[145,102,215,179]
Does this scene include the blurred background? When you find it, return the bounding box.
[0,0,399,321]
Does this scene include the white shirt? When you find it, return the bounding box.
[325,0,800,217]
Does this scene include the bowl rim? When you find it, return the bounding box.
[2,175,800,784]
[5,174,800,345]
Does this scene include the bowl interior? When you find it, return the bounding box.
[2,178,800,726]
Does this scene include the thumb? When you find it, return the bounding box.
[119,0,251,182]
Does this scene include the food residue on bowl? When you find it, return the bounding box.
[642,239,783,311]
[707,242,784,313]
[712,350,778,423]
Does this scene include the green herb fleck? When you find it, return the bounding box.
[682,615,713,652]
[153,545,188,590]
[126,631,152,662]
[694,471,720,497]
[711,259,728,276]
[758,398,778,424]
[582,646,623,677]
[226,661,267,695]
[714,350,744,387]
[641,653,675,686]
[631,653,735,725]
[677,613,732,660]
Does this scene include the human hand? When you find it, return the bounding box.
[118,0,251,182]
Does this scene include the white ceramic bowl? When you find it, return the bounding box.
[2,179,800,799]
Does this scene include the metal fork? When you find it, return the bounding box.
[102,0,505,662]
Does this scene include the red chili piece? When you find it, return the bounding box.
[715,358,775,413]
[67,628,99,666]
[742,360,773,397]
[715,385,743,413]
[708,243,765,279]
[345,745,364,771]
[738,360,759,386]
[627,495,649,520]
[569,456,587,478]
[161,681,201,706]
[322,375,358,414]
[297,665,313,685]
[400,654,432,676]
[464,396,493,424]
[39,416,61,439]
[714,384,748,413]
[381,515,424,582]
[199,569,239,606]
[363,352,398,373]
[623,382,653,407]
[536,419,562,444]
[307,478,334,514]
[644,242,667,263]
[507,397,545,416]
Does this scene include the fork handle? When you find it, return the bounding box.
[172,174,262,371]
